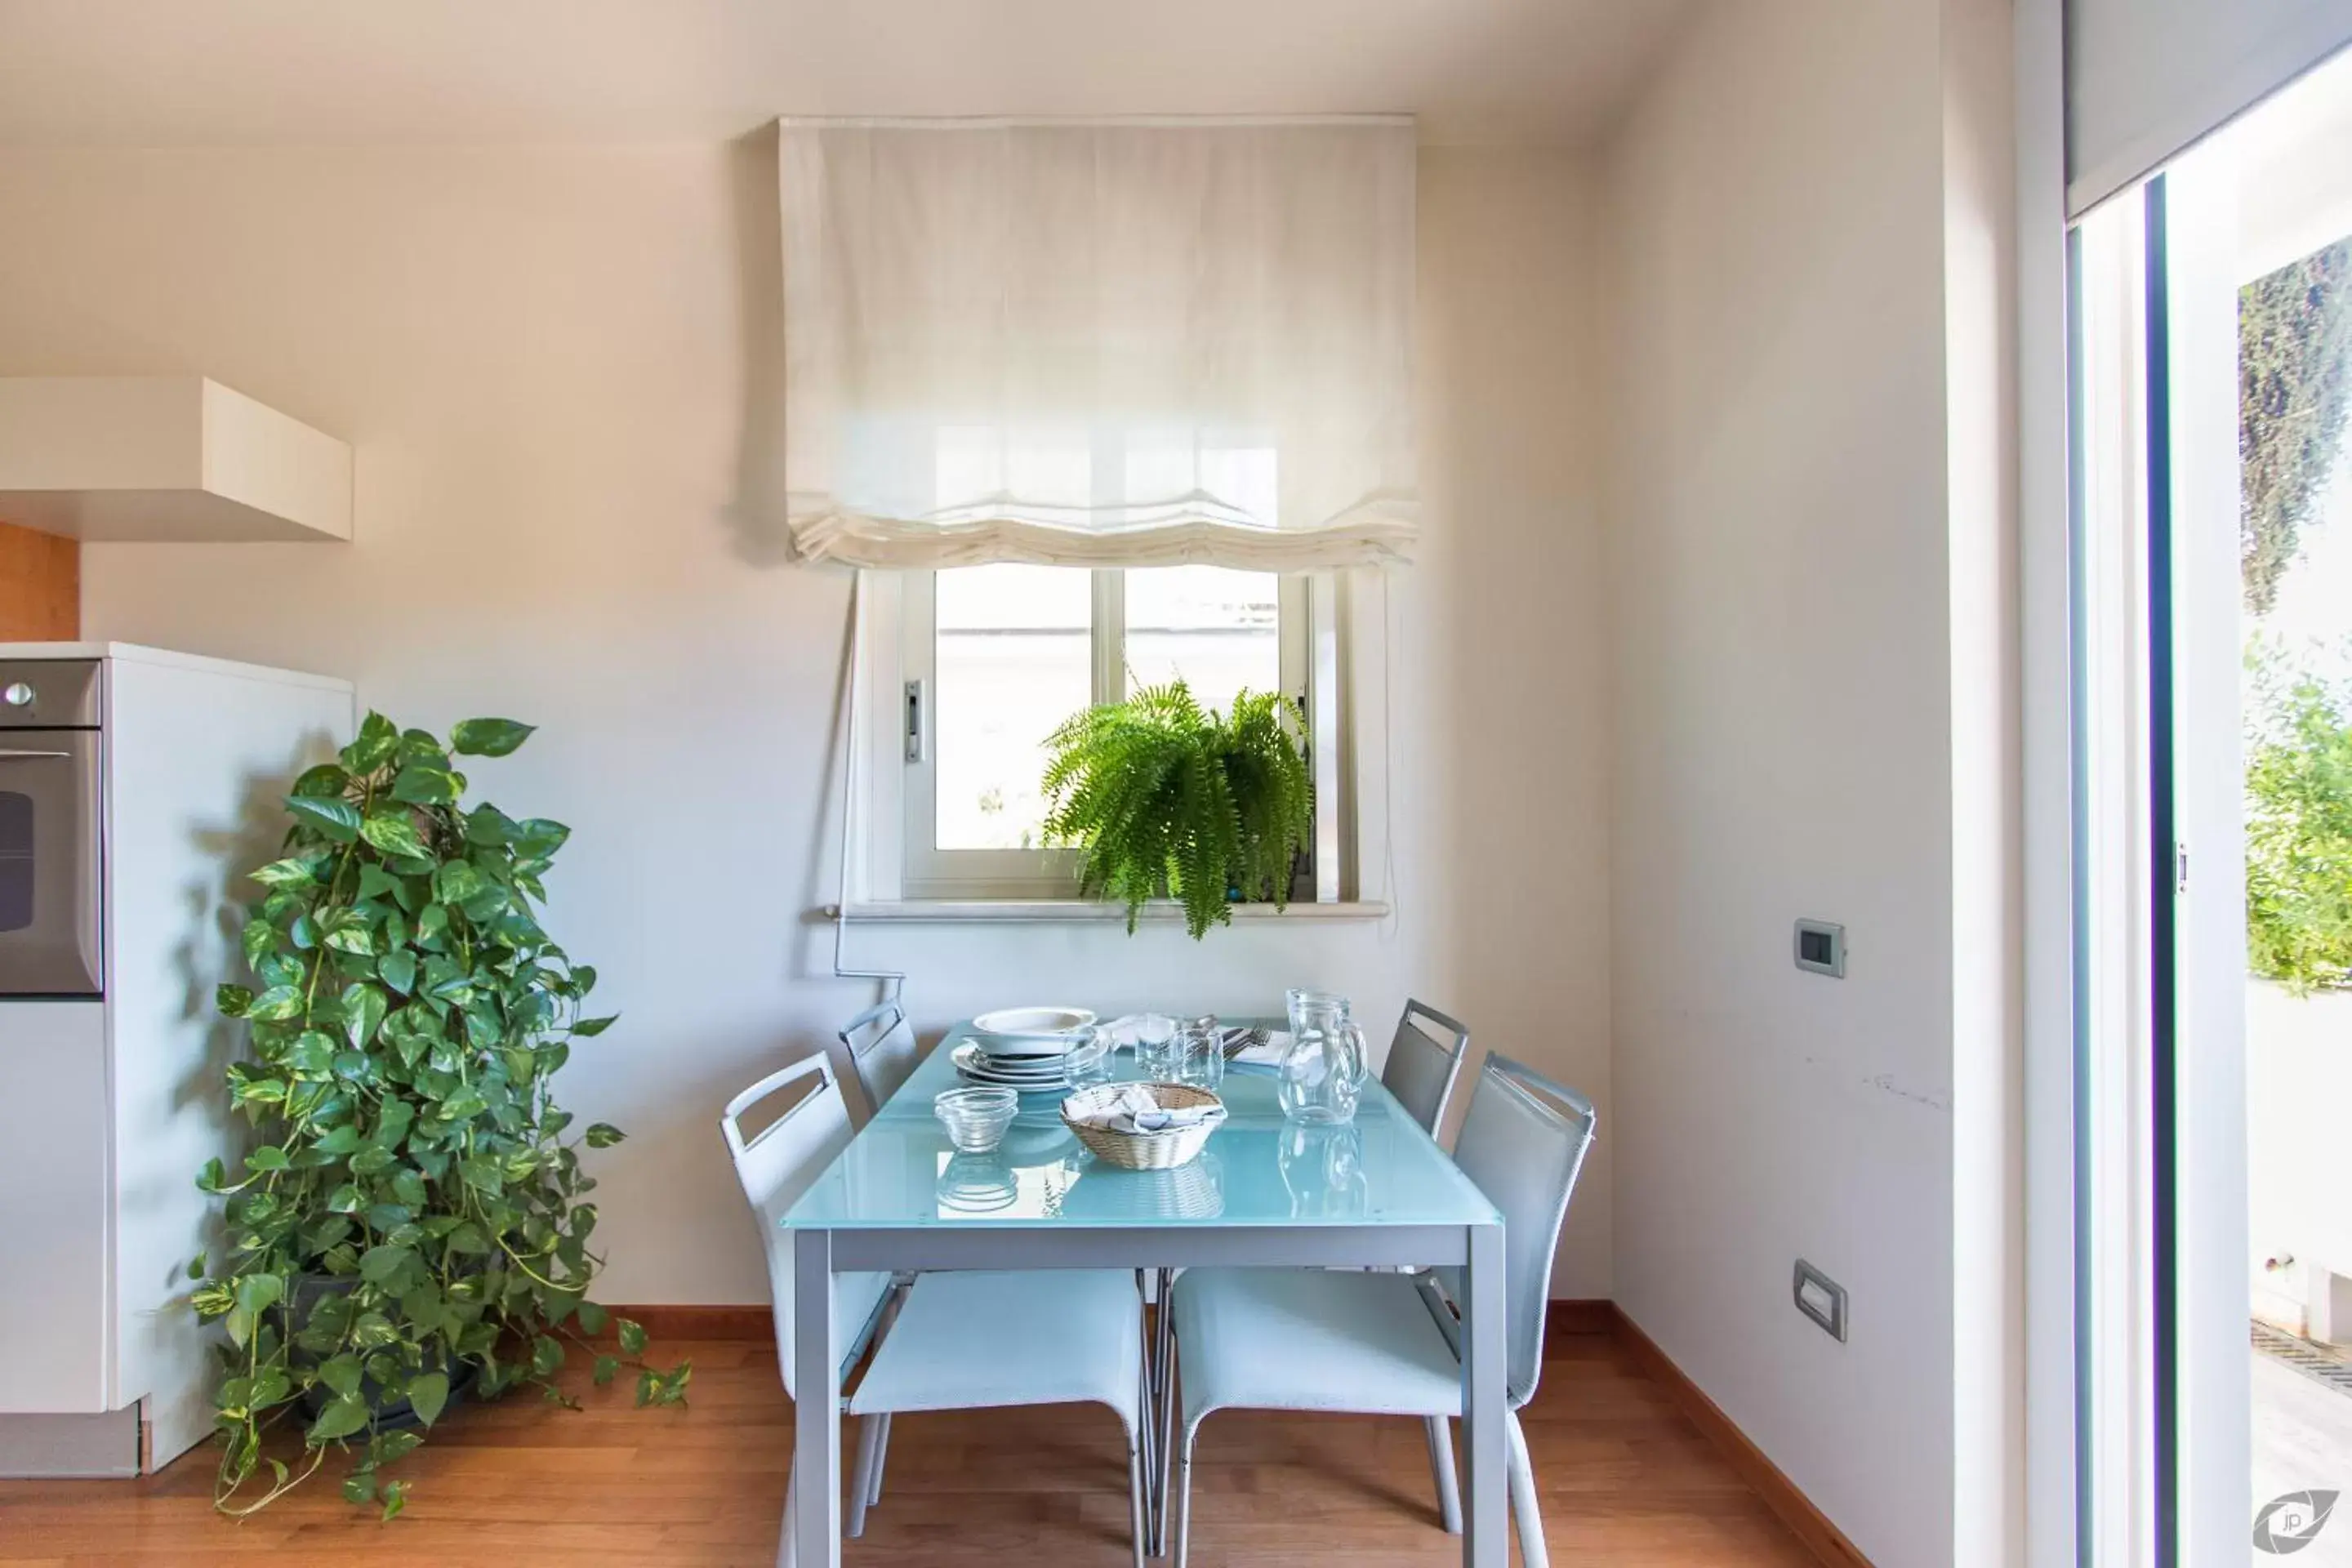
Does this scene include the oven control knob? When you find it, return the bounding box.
[0,683,32,708]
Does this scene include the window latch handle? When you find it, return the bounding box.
[903,679,926,764]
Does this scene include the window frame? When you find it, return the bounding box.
[898,567,1315,901]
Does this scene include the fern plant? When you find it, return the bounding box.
[1040,682,1312,938]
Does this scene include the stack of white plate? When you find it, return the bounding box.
[952,1006,1096,1094]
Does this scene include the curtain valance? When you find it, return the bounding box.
[780,117,1419,570]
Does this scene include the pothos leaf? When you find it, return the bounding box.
[307,1392,371,1446]
[285,795,362,842]
[341,711,399,774]
[405,1371,450,1427]
[449,717,535,758]
[359,811,430,861]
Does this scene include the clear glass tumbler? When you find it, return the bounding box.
[1132,1013,1182,1080]
[1064,1025,1116,1089]
[1176,1016,1225,1090]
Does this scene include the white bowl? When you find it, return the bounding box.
[970,1006,1097,1058]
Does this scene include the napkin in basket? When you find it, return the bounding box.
[1069,1083,1219,1135]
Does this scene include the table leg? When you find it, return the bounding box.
[792,1227,840,1568]
[1461,1221,1507,1568]
[1152,1267,1177,1554]
[1134,1270,1157,1541]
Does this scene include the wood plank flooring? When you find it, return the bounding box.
[0,1330,1816,1566]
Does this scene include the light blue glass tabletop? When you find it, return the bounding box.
[780,1018,1499,1231]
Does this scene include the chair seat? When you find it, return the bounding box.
[849,1269,1144,1428]
[1171,1268,1465,1430]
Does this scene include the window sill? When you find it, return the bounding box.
[826,899,1391,924]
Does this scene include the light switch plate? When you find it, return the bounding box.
[1793,919,1845,978]
[1793,1258,1848,1342]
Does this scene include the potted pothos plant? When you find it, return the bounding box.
[189,712,687,1519]
[1040,681,1313,938]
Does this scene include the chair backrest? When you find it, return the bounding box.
[1381,999,1470,1138]
[1440,1054,1596,1408]
[719,1053,857,1400]
[840,1000,920,1119]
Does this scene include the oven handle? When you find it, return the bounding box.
[0,749,71,760]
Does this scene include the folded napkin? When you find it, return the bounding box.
[1070,1083,1220,1135]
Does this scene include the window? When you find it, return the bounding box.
[902,565,1309,897]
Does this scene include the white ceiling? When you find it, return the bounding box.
[0,0,1695,148]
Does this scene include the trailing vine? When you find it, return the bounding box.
[191,713,686,1517]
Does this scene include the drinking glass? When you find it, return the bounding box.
[1175,1016,1225,1090]
[1064,1025,1116,1089]
[1132,1013,1181,1080]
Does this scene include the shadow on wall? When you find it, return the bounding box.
[725,122,792,569]
[723,121,875,1015]
[164,729,346,1295]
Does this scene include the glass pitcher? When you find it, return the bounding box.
[1278,988,1366,1125]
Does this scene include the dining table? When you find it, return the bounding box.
[777,1015,1509,1566]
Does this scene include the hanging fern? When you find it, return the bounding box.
[1040,682,1313,938]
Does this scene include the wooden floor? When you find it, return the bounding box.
[0,1330,1816,1567]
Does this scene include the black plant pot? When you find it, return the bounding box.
[289,1274,478,1432]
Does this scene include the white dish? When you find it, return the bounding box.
[954,1042,1069,1073]
[969,1006,1096,1056]
[952,1043,1073,1091]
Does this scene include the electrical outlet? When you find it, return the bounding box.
[1793,1259,1847,1342]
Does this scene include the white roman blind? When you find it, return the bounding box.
[2069,0,2352,215]
[779,118,1419,571]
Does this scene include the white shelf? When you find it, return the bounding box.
[831,899,1391,924]
[0,376,351,543]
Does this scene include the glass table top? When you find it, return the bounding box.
[780,1018,1499,1231]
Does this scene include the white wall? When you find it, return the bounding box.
[0,140,1611,1304]
[1602,0,2018,1563]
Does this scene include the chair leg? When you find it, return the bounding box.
[1424,1414,1463,1534]
[845,1411,884,1539]
[1505,1409,1548,1568]
[775,1455,798,1568]
[1126,1426,1148,1568]
[1154,1312,1178,1554]
[867,1412,891,1506]
[1172,1425,1199,1568]
[1135,1272,1159,1539]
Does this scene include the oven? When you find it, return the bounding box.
[0,660,102,996]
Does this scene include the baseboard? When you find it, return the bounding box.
[602,1304,775,1340]
[1610,1306,1873,1568]
[1543,1298,1616,1336]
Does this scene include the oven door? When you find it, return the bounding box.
[0,731,101,996]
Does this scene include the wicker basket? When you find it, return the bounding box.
[1060,1082,1227,1170]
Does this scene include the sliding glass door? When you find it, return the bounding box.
[2073,54,2352,1565]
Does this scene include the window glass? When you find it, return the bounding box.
[1124,566,1281,716]
[934,565,1091,850]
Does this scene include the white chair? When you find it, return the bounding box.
[1382,999,1471,1140]
[721,1054,1152,1567]
[839,1000,920,1119]
[1166,1054,1597,1568]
